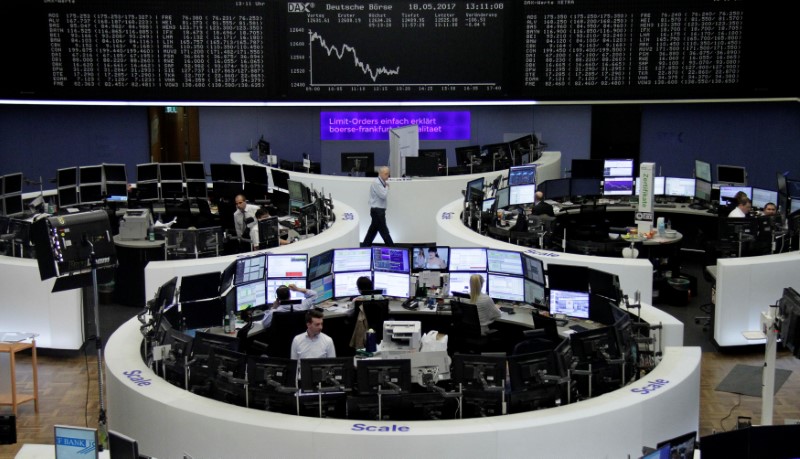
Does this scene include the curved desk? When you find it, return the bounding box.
[231,151,562,243]
[106,314,698,459]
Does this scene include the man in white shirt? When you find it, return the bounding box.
[728,196,752,218]
[290,309,336,360]
[261,283,317,328]
[233,194,259,252]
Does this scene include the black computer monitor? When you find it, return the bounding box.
[160,182,184,201]
[135,181,159,201]
[57,187,79,208]
[243,164,269,185]
[570,178,602,199]
[716,165,746,185]
[79,184,104,204]
[411,246,449,272]
[455,145,481,166]
[4,195,23,216]
[248,356,298,392]
[191,330,238,357]
[495,186,510,209]
[180,298,227,330]
[308,250,334,280]
[655,431,696,459]
[299,357,355,393]
[372,246,410,273]
[356,359,412,395]
[179,271,222,302]
[507,350,558,392]
[570,326,621,363]
[546,263,589,292]
[137,163,159,182]
[270,168,290,191]
[452,353,506,391]
[210,163,243,183]
[186,181,208,199]
[464,177,485,203]
[102,163,127,183]
[159,163,183,182]
[2,173,22,195]
[341,152,375,175]
[587,268,621,303]
[549,289,590,319]
[333,247,372,273]
[509,134,539,163]
[488,273,525,303]
[57,167,78,188]
[541,178,570,201]
[571,159,604,178]
[418,148,447,167]
[694,159,712,183]
[480,142,511,165]
[108,430,139,459]
[79,165,103,184]
[182,162,206,181]
[404,156,438,177]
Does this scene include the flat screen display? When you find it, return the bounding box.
[695,178,712,202]
[549,289,590,319]
[79,184,103,204]
[372,246,410,273]
[465,177,485,203]
[508,165,537,186]
[448,271,486,296]
[235,254,266,285]
[509,184,536,206]
[571,159,604,179]
[102,164,127,183]
[448,248,487,272]
[136,163,159,183]
[308,250,334,280]
[236,280,266,311]
[373,271,410,298]
[481,198,495,212]
[488,273,524,302]
[412,246,449,271]
[664,177,695,197]
[333,270,372,298]
[309,274,334,304]
[54,425,99,459]
[486,249,523,276]
[135,181,159,201]
[79,165,102,184]
[183,162,207,181]
[266,278,307,303]
[542,178,570,200]
[159,163,184,182]
[455,145,481,166]
[752,188,778,209]
[719,185,752,205]
[522,254,545,285]
[333,248,372,273]
[267,253,308,278]
[570,178,602,197]
[635,176,665,196]
[717,165,746,185]
[2,173,22,195]
[58,187,79,208]
[603,159,634,177]
[495,187,509,209]
[524,278,546,306]
[341,152,375,174]
[602,177,634,196]
[4,194,23,216]
[57,167,78,188]
[695,160,712,182]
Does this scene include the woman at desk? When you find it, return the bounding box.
[469,274,501,335]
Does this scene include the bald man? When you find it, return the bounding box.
[362,166,394,246]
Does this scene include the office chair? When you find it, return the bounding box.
[449,300,502,354]
[264,310,308,358]
[694,262,716,332]
[357,298,390,337]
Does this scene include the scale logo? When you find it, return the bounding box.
[630,378,669,395]
[352,423,410,432]
[288,2,314,13]
[123,369,152,386]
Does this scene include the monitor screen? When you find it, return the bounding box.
[356,358,412,395]
[542,178,570,200]
[265,278,307,303]
[488,273,525,302]
[570,178,602,198]
[159,163,183,182]
[102,164,127,183]
[486,249,523,276]
[452,353,506,390]
[333,270,372,298]
[135,181,159,201]
[341,152,375,174]
[412,246,449,271]
[547,263,589,292]
[635,176,665,196]
[791,199,800,214]
[786,179,800,198]
[465,177,485,203]
[267,253,308,279]
[719,185,752,205]
[57,167,78,188]
[270,168,290,190]
[108,430,139,459]
[602,177,634,196]
[695,178,712,202]
[508,165,536,186]
[308,250,334,280]
[299,357,354,393]
[418,148,447,166]
[136,163,158,182]
[186,181,208,199]
[54,425,99,459]
[571,159,604,179]
[603,159,634,177]
[309,274,334,304]
[209,163,243,183]
[373,271,411,298]
[79,184,103,204]
[79,165,102,184]
[404,156,438,177]
[287,179,307,206]
[2,173,22,195]
[243,164,269,184]
[454,145,481,166]
[448,271,486,296]
[695,159,712,182]
[372,246,410,273]
[509,134,538,160]
[333,247,372,273]
[522,254,545,285]
[235,254,266,285]
[717,165,746,185]
[105,183,128,200]
[4,195,23,216]
[480,142,511,162]
[524,278,546,306]
[183,162,206,181]
[449,248,487,272]
[495,187,510,209]
[481,198,495,212]
[549,289,590,319]
[236,280,266,311]
[664,177,695,198]
[752,188,778,209]
[509,184,536,206]
[655,431,696,459]
[179,272,221,302]
[58,187,79,208]
[160,182,184,200]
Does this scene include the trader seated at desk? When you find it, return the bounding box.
[250,207,290,249]
[261,283,318,329]
[291,309,336,360]
[727,195,752,218]
[532,191,555,217]
[469,274,502,336]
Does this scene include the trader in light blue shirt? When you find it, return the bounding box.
[362,166,394,246]
[291,309,336,360]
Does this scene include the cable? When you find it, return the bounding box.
[82,339,93,427]
[719,393,741,432]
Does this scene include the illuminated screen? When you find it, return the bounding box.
[266,278,307,303]
[308,250,334,280]
[791,199,800,214]
[524,279,546,306]
[486,249,523,275]
[320,111,470,141]
[509,184,536,206]
[310,274,334,304]
[602,177,634,196]
[54,425,98,459]
[603,159,634,177]
[719,185,752,205]
[751,188,777,209]
[236,281,266,312]
[235,254,266,285]
[412,246,449,271]
[522,254,545,285]
[267,253,308,278]
[482,198,495,212]
[333,248,372,272]
[636,176,665,196]
[465,177,485,203]
[664,177,695,197]
[508,165,536,186]
[549,289,590,319]
[695,160,712,182]
[449,248,487,272]
[495,187,509,209]
[372,246,410,273]
[695,179,712,202]
[488,273,524,302]
[373,271,411,298]
[448,272,486,296]
[333,271,372,298]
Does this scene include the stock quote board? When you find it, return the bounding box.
[2,0,794,103]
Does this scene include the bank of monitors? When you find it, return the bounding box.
[372,271,410,298]
[356,359,412,395]
[694,178,712,203]
[372,246,410,273]
[571,159,604,179]
[719,185,753,205]
[448,271,486,296]
[333,270,372,298]
[309,274,334,304]
[455,145,481,166]
[267,253,308,279]
[752,188,778,209]
[508,165,537,186]
[449,247,487,272]
[488,273,525,303]
[333,247,372,273]
[411,246,449,272]
[236,281,266,312]
[695,159,712,183]
[452,353,506,390]
[603,159,634,177]
[664,177,695,198]
[635,176,665,196]
[341,152,375,175]
[308,250,334,280]
[486,249,523,276]
[299,357,354,393]
[509,184,536,206]
[717,164,747,185]
[464,177,485,203]
[602,177,634,196]
[549,289,590,319]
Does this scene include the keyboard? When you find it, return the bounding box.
[499,306,515,314]
[569,324,589,333]
[655,203,677,208]
[607,202,633,208]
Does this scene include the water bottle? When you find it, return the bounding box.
[223,313,231,333]
[365,328,377,353]
[147,225,155,241]
[229,312,237,333]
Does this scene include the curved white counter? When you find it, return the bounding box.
[231,151,562,243]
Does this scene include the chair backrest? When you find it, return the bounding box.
[357,299,390,333]
[450,300,483,339]
[268,310,309,358]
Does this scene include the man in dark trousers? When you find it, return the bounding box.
[362,166,394,246]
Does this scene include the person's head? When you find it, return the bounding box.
[763,202,777,216]
[235,194,248,212]
[255,207,270,220]
[275,285,291,302]
[378,166,390,181]
[737,196,752,214]
[305,309,325,337]
[356,276,373,294]
[469,274,485,301]
[428,248,439,259]
[535,191,544,202]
